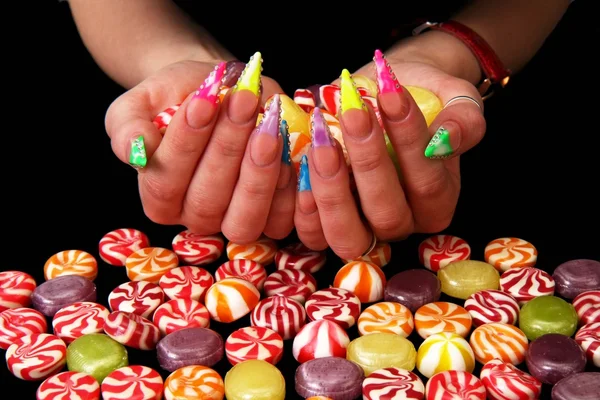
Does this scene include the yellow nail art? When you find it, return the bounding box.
[231,51,263,96]
[340,69,366,114]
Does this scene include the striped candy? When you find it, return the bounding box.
[153,298,210,336]
[305,287,361,329]
[293,88,316,112]
[44,250,98,281]
[416,332,475,378]
[251,295,306,340]
[357,301,414,337]
[159,266,213,302]
[0,270,36,312]
[104,311,160,350]
[469,323,529,365]
[499,267,555,306]
[164,365,224,400]
[171,230,224,266]
[37,371,100,400]
[484,237,538,271]
[344,242,392,268]
[225,326,284,365]
[418,235,471,272]
[464,289,520,327]
[101,366,163,400]
[204,277,260,323]
[6,333,67,381]
[263,269,317,305]
[573,290,600,325]
[226,237,278,265]
[319,84,369,115]
[414,302,472,339]
[425,371,485,400]
[215,259,267,291]
[52,301,109,343]
[575,322,600,367]
[480,359,542,400]
[289,131,311,173]
[292,319,350,363]
[152,104,180,135]
[274,242,327,273]
[362,367,425,400]
[0,307,47,350]
[333,261,386,303]
[108,280,165,319]
[98,228,150,266]
[125,247,179,283]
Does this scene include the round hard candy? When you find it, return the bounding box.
[292,319,350,363]
[484,237,538,272]
[101,365,163,400]
[416,332,475,379]
[225,359,285,400]
[152,298,210,336]
[499,267,555,306]
[44,250,98,281]
[171,230,224,265]
[52,301,109,343]
[295,356,364,400]
[573,290,600,325]
[362,367,424,400]
[0,307,47,350]
[164,365,224,400]
[37,371,100,400]
[480,359,542,400]
[159,266,213,302]
[204,277,260,323]
[519,295,578,340]
[103,311,160,350]
[125,247,179,283]
[464,289,519,327]
[575,322,600,367]
[306,397,333,400]
[347,332,417,376]
[357,301,413,337]
[225,326,284,365]
[250,295,306,340]
[108,281,165,319]
[98,228,150,266]
[274,243,327,273]
[305,287,361,329]
[425,371,486,400]
[418,235,471,272]
[66,333,128,383]
[226,237,278,265]
[156,327,224,372]
[551,372,600,400]
[438,260,500,300]
[294,88,316,112]
[414,301,472,339]
[0,270,36,312]
[333,261,386,303]
[152,104,180,135]
[469,322,528,365]
[215,259,267,290]
[553,259,600,299]
[6,333,67,381]
[343,241,392,268]
[384,269,441,313]
[525,333,586,385]
[32,275,97,317]
[263,269,317,304]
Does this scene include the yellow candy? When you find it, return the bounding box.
[224,360,286,400]
[416,332,475,378]
[346,332,417,376]
[352,74,378,97]
[438,260,500,300]
[263,94,309,137]
[405,86,443,127]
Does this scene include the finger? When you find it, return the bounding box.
[338,70,414,241]
[221,95,283,243]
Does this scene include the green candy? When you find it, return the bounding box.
[66,333,128,383]
[519,296,578,341]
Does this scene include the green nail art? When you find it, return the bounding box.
[425,127,453,158]
[129,136,147,168]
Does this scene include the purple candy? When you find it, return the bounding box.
[31,275,97,317]
[156,327,224,372]
[551,372,600,400]
[553,259,600,299]
[222,60,246,88]
[295,356,364,400]
[525,333,586,385]
[384,269,441,313]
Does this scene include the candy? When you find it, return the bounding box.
[268,93,310,137]
[66,333,128,383]
[225,326,284,365]
[518,295,578,340]
[499,267,555,306]
[484,237,538,271]
[274,242,326,273]
[574,322,600,367]
[103,311,160,350]
[156,327,224,372]
[263,269,317,304]
[404,86,443,127]
[0,307,47,350]
[414,301,472,339]
[469,323,529,365]
[44,250,98,281]
[159,266,213,302]
[573,290,600,325]
[152,298,210,336]
[295,356,364,400]
[292,319,350,363]
[32,274,97,317]
[479,359,542,400]
[225,359,285,400]
[305,287,361,329]
[525,333,586,385]
[52,301,109,343]
[357,301,414,337]
[293,88,316,112]
[6,333,67,381]
[108,281,165,319]
[551,372,600,400]
[416,332,475,378]
[362,367,425,400]
[438,260,500,300]
[125,247,179,283]
[250,295,306,340]
[418,235,471,272]
[215,259,267,291]
[152,104,180,135]
[425,371,486,400]
[171,230,224,265]
[333,261,386,303]
[204,277,260,323]
[98,228,150,266]
[384,269,441,313]
[306,397,333,400]
[0,270,36,311]
[37,371,100,400]
[226,237,278,265]
[319,84,369,115]
[343,241,392,268]
[552,259,600,299]
[352,74,378,96]
[289,130,311,170]
[347,332,417,376]
[464,289,519,327]
[164,365,224,400]
[101,365,163,400]
[319,108,349,164]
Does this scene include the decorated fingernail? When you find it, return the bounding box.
[281,120,291,165]
[231,51,263,96]
[258,94,281,138]
[339,69,366,115]
[193,62,227,104]
[129,136,147,168]
[374,49,402,94]
[425,126,454,158]
[311,108,335,147]
[298,154,311,191]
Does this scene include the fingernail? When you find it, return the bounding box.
[231,51,262,97]
[311,108,340,178]
[281,120,291,165]
[339,69,366,117]
[425,124,461,159]
[250,94,281,167]
[374,50,402,94]
[187,62,227,128]
[129,136,147,169]
[222,60,246,87]
[374,49,409,121]
[311,108,335,147]
[298,154,311,191]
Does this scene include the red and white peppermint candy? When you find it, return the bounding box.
[464,289,520,327]
[0,307,47,350]
[319,84,369,115]
[52,301,109,343]
[171,230,224,266]
[104,311,160,350]
[292,319,350,363]
[250,295,306,340]
[499,267,555,306]
[263,269,317,304]
[6,333,67,381]
[152,104,180,135]
[480,358,542,400]
[225,326,284,365]
[305,287,361,329]
[418,235,471,272]
[159,266,213,302]
[37,371,100,400]
[215,259,267,291]
[274,243,326,273]
[573,290,600,325]
[575,322,600,367]
[101,365,164,400]
[152,298,210,336]
[0,270,36,312]
[333,261,386,303]
[293,88,316,112]
[362,367,425,400]
[425,371,486,400]
[98,229,150,267]
[108,281,165,319]
[226,237,278,265]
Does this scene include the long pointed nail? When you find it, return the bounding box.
[129,136,147,168]
[298,154,311,191]
[258,94,281,138]
[281,120,291,165]
[311,108,335,147]
[231,51,263,96]
[193,62,227,104]
[374,49,402,94]
[339,69,366,115]
[425,126,459,159]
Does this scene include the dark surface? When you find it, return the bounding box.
[3,1,599,399]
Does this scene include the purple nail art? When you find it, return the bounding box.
[311,108,335,147]
[259,94,281,138]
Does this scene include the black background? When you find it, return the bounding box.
[3,1,599,399]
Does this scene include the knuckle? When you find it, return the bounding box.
[165,129,203,156]
[351,152,383,174]
[141,174,181,205]
[212,135,247,160]
[222,221,261,245]
[409,170,449,199]
[183,192,225,229]
[371,213,413,240]
[315,192,346,213]
[141,203,175,226]
[391,127,422,148]
[241,180,272,201]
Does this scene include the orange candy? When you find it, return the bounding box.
[343,242,391,268]
[44,250,98,281]
[484,237,538,272]
[226,237,278,265]
[164,365,224,400]
[333,261,386,303]
[125,247,178,283]
[306,397,334,400]
[469,322,529,365]
[357,301,414,337]
[204,278,260,323]
[414,302,473,339]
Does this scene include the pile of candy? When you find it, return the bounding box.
[1,229,599,399]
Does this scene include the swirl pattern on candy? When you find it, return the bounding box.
[36,371,100,400]
[171,230,224,265]
[293,88,316,112]
[343,241,392,268]
[159,266,213,302]
[104,311,160,350]
[479,359,542,400]
[416,332,475,378]
[152,104,180,135]
[98,228,150,266]
[414,301,472,339]
[305,287,361,329]
[573,290,600,325]
[425,371,486,400]
[357,301,414,337]
[464,289,519,327]
[575,322,600,367]
[226,236,278,265]
[215,259,267,291]
[225,326,284,365]
[0,270,36,312]
[292,319,350,363]
[0,307,47,350]
[362,367,425,400]
[101,365,163,400]
[263,269,317,305]
[152,298,210,336]
[44,250,98,281]
[469,322,529,365]
[6,333,67,381]
[274,243,326,273]
[204,277,260,323]
[52,301,109,343]
[108,281,165,319]
[164,365,224,400]
[250,295,306,340]
[418,234,471,272]
[333,260,386,303]
[484,237,538,271]
[499,267,555,305]
[125,247,179,283]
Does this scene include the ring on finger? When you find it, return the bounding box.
[361,230,378,257]
[444,95,482,112]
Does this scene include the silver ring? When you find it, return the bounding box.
[444,95,482,111]
[361,232,378,258]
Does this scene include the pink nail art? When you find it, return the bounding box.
[374,49,402,94]
[193,62,227,104]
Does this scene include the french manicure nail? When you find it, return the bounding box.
[311,108,335,147]
[425,125,459,159]
[250,94,280,167]
[298,154,311,191]
[231,51,263,97]
[129,136,147,168]
[339,69,366,116]
[281,120,291,165]
[193,62,227,104]
[374,49,402,94]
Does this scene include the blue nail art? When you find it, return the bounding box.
[298,154,311,191]
[281,120,291,165]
